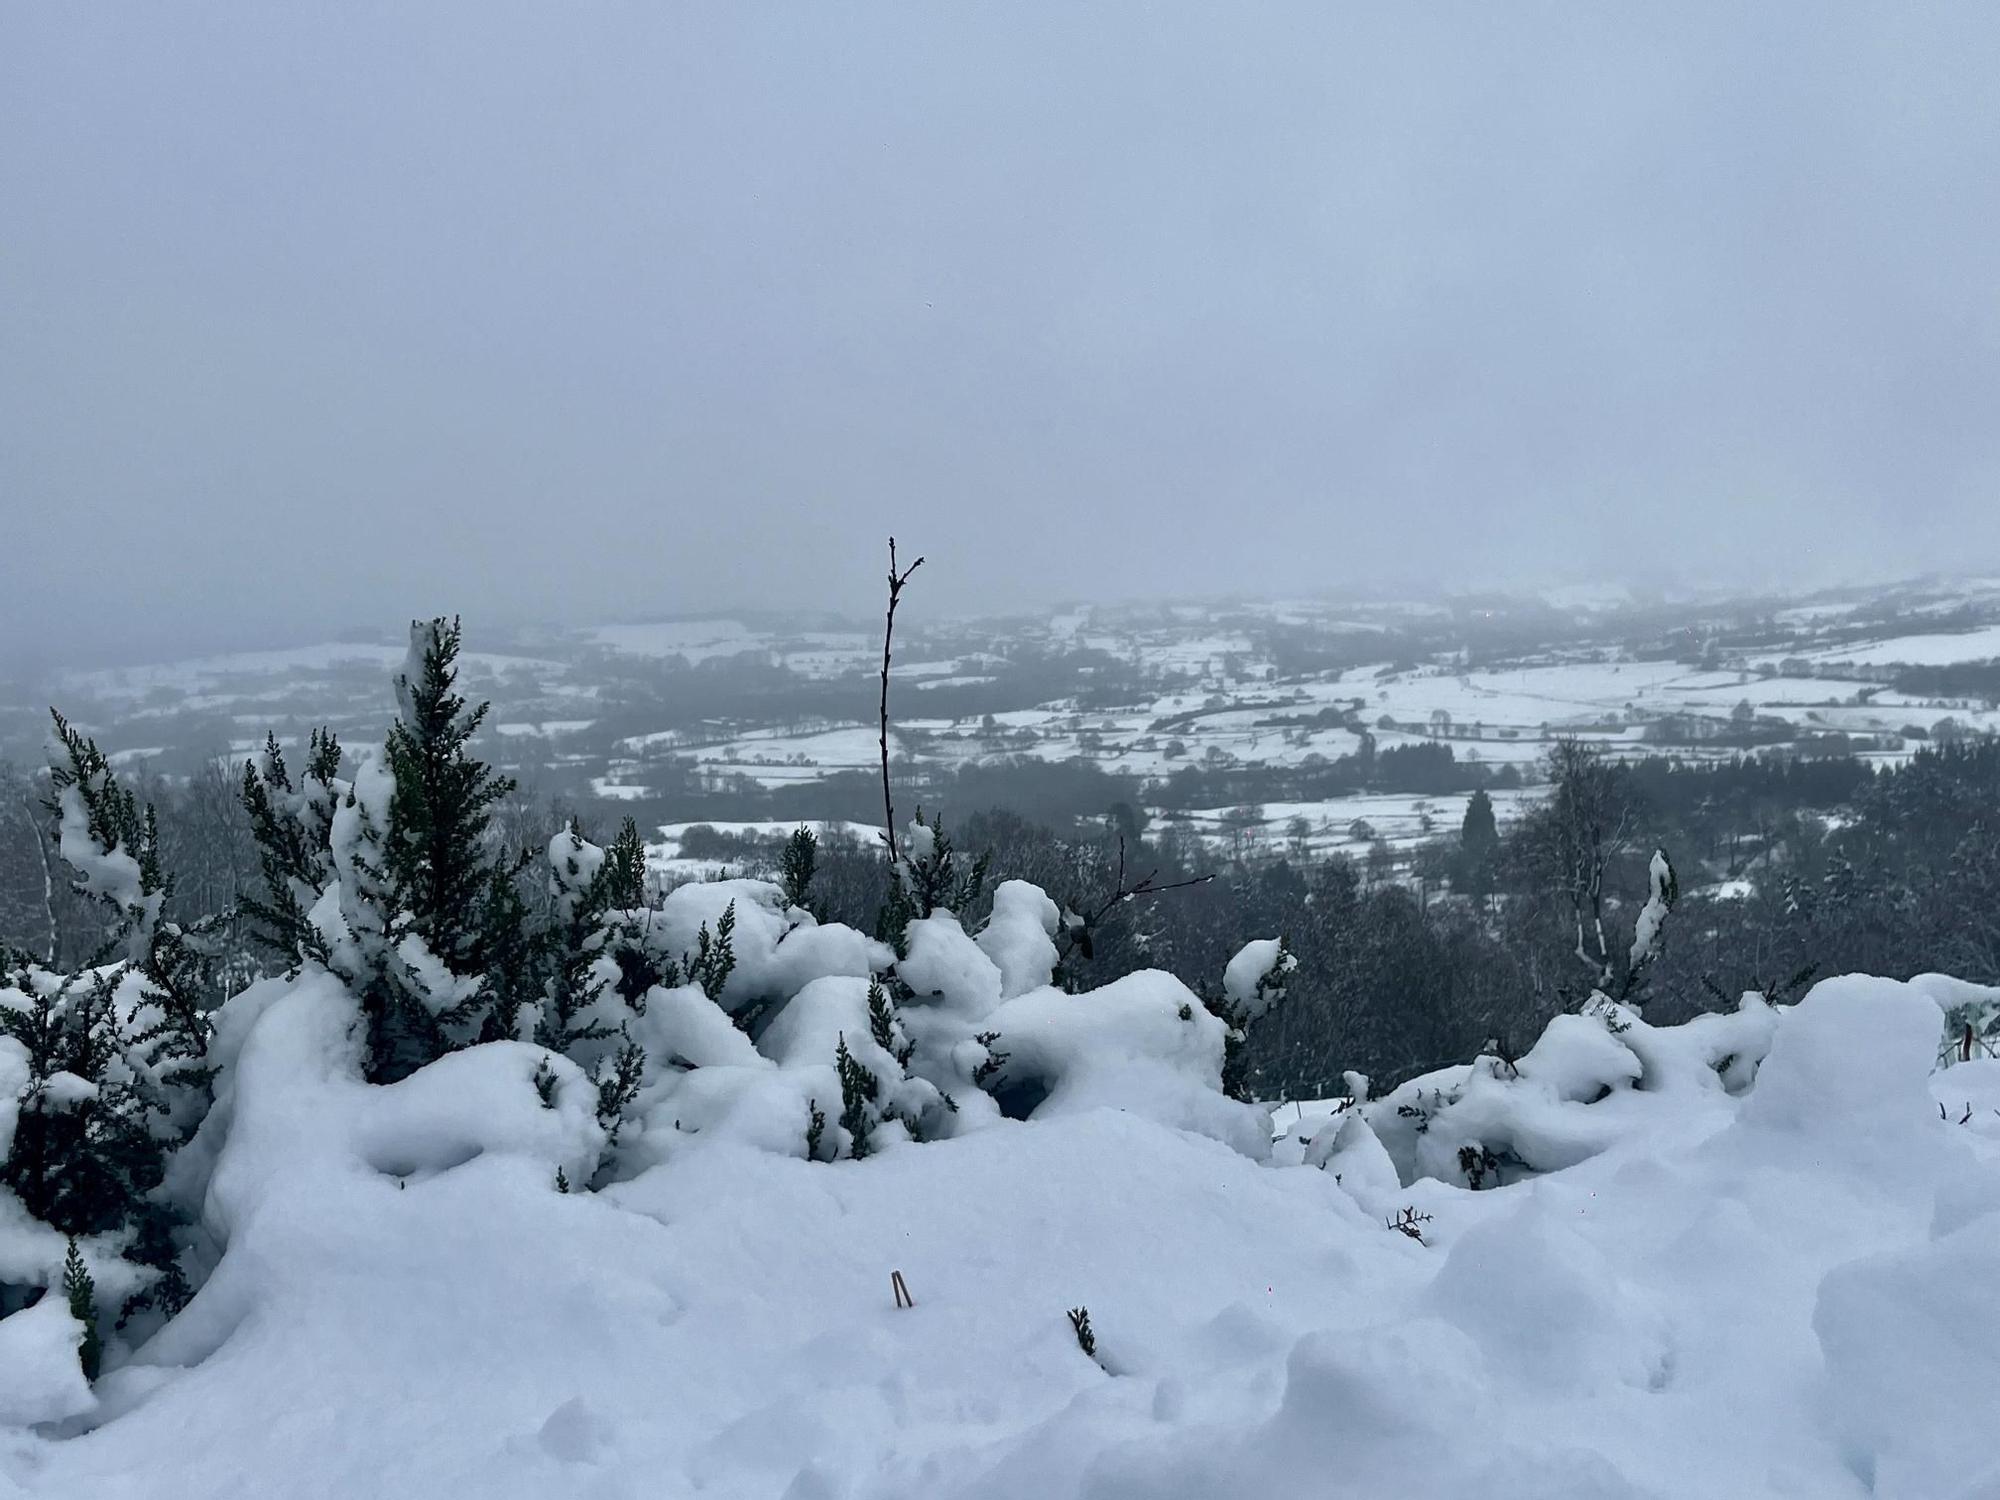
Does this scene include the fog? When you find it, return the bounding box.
[4,4,1998,670]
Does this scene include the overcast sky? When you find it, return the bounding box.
[5,4,1999,669]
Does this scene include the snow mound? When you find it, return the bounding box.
[0,1298,94,1428]
[986,970,1270,1156]
[1,971,1995,1497]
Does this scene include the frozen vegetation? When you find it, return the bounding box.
[5,934,2000,1495]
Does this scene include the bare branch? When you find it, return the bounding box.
[878,537,924,865]
[1057,835,1214,967]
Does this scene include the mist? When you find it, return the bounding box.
[5,3,1999,671]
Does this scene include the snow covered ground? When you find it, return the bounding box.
[4,968,1999,1498]
[647,819,884,881]
[1781,622,2000,668]
[1165,790,1538,856]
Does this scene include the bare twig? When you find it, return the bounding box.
[879,538,924,865]
[1386,1206,1434,1243]
[24,789,59,964]
[1057,835,1213,966]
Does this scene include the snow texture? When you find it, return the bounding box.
[975,881,1061,999]
[5,944,2000,1497]
[1222,936,1295,1020]
[0,1297,95,1428]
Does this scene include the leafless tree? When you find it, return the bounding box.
[878,537,923,864]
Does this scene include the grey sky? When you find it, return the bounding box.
[5,4,1999,668]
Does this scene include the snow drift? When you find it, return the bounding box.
[2,958,1997,1498]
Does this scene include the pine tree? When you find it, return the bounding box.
[1210,936,1294,1102]
[683,903,737,1004]
[835,1033,879,1158]
[603,817,648,911]
[1,966,185,1314]
[45,710,152,958]
[535,820,614,1050]
[382,618,516,975]
[477,854,542,1045]
[593,1038,646,1144]
[2,722,213,1318]
[239,728,343,966]
[780,826,819,913]
[2,971,149,1236]
[63,1240,101,1381]
[1460,788,1498,857]
[866,976,913,1069]
[362,618,523,1077]
[876,810,989,956]
[1455,787,1499,899]
[45,714,213,1109]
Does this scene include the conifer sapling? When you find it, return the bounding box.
[63,1239,101,1381]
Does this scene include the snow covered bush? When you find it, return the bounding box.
[216,623,1266,1185]
[8,958,2000,1496]
[876,808,990,957]
[1346,988,1780,1190]
[1294,970,2000,1200]
[1,715,220,1379]
[1913,970,2000,1065]
[1211,935,1295,1100]
[236,727,345,971]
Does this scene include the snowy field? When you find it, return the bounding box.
[646,819,884,880]
[14,584,2000,877]
[1782,623,2000,668]
[59,643,564,702]
[587,620,882,676]
[1165,789,1538,857]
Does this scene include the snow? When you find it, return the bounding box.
[0,1298,95,1428]
[975,881,1061,999]
[5,957,2000,1496]
[685,727,897,787]
[491,719,595,737]
[588,778,652,801]
[986,971,1269,1157]
[52,783,146,919]
[586,618,762,660]
[1797,623,2000,667]
[59,642,560,704]
[1222,937,1293,1020]
[1817,1210,2000,1498]
[1166,790,1536,856]
[898,911,1003,1013]
[1627,849,1674,972]
[651,818,881,857]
